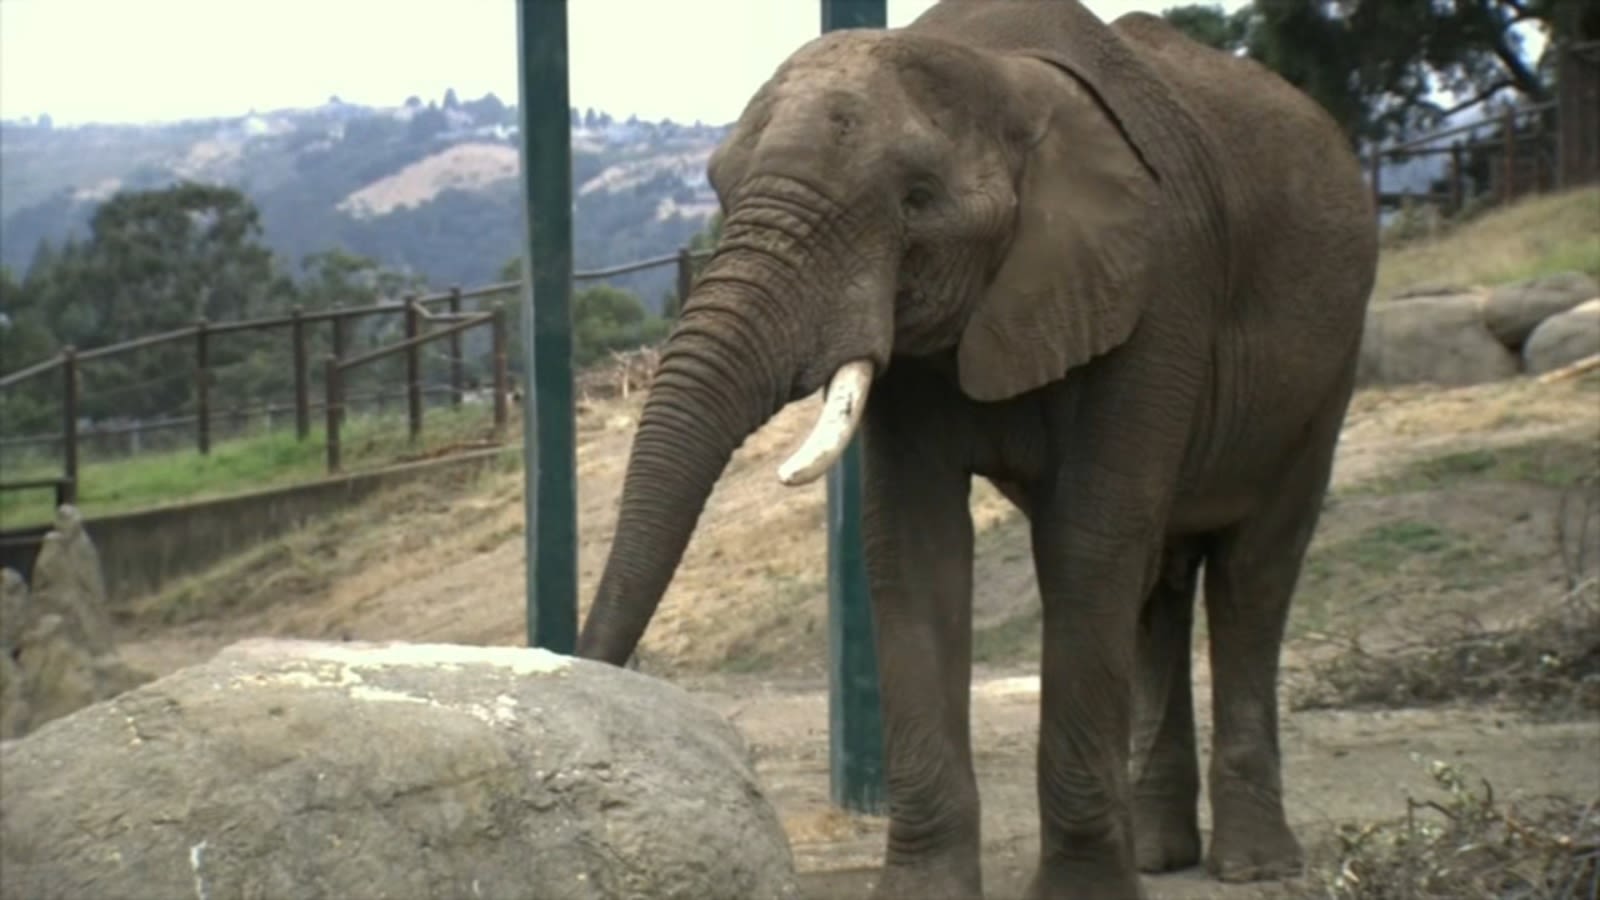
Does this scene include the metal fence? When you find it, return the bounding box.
[0,245,713,511]
[1370,38,1600,217]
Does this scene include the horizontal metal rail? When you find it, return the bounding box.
[77,325,198,362]
[336,312,493,371]
[1380,100,1557,155]
[0,354,66,390]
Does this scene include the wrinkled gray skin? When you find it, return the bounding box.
[576,2,1377,898]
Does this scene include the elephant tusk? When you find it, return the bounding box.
[777,360,875,487]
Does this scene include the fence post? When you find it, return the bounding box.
[1502,106,1517,203]
[821,0,887,819]
[1450,141,1465,215]
[291,306,309,440]
[449,286,465,406]
[1530,106,1545,192]
[1371,148,1384,213]
[331,308,347,359]
[517,0,579,653]
[324,357,342,474]
[195,319,211,455]
[330,309,347,426]
[674,247,693,318]
[404,296,422,442]
[491,305,509,435]
[61,347,79,505]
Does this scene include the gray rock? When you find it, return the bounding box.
[1390,281,1474,301]
[1358,293,1520,387]
[0,639,799,900]
[0,651,28,740]
[1,567,28,647]
[12,613,98,728]
[1524,298,1600,375]
[27,504,114,656]
[1483,271,1600,348]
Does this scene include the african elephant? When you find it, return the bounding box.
[575,1,1377,898]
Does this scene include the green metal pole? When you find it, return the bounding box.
[822,0,887,816]
[516,0,578,653]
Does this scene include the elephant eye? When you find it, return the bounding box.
[902,184,936,214]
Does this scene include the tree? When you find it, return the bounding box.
[673,211,724,317]
[8,183,297,422]
[299,247,423,312]
[0,265,57,432]
[1162,1,1579,145]
[494,256,667,372]
[1159,3,1252,52]
[0,266,55,377]
[571,284,668,367]
[685,211,723,256]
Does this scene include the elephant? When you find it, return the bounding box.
[575,1,1378,898]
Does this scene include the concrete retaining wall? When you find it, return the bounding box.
[0,448,510,607]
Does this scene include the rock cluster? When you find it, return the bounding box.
[1,505,149,740]
[1360,271,1600,386]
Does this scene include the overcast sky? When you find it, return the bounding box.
[1,0,1250,127]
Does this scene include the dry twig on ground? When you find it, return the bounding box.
[1300,759,1600,899]
[1291,576,1600,716]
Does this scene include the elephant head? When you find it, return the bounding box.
[576,27,1161,664]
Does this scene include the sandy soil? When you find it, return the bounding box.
[682,667,1598,899]
[113,373,1600,898]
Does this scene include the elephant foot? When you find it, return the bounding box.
[1023,858,1147,900]
[868,853,983,900]
[1206,786,1304,882]
[1131,794,1201,873]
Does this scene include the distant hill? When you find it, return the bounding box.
[0,94,728,312]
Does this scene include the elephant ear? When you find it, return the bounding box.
[957,62,1161,403]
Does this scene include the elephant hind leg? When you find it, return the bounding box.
[1201,420,1347,882]
[1130,538,1204,873]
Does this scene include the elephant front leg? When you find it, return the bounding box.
[860,422,982,899]
[1130,542,1203,873]
[1025,507,1160,900]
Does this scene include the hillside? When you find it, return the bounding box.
[0,97,727,309]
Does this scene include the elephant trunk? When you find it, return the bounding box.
[575,190,896,666]
[575,280,806,665]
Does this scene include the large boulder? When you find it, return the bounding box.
[26,504,115,655]
[1524,298,1600,375]
[0,507,150,739]
[1358,293,1520,386]
[0,639,799,900]
[1482,271,1600,348]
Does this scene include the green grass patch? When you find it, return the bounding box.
[0,405,507,529]
[1292,517,1518,636]
[1350,436,1599,498]
[1375,186,1600,299]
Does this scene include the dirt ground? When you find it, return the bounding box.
[113,373,1600,898]
[684,668,1597,899]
